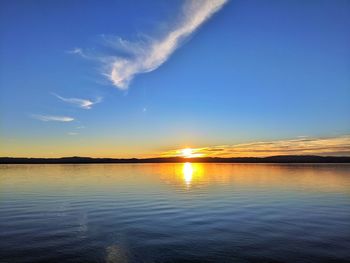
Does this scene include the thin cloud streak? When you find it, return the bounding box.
[52,93,102,109]
[70,0,227,89]
[162,135,350,157]
[105,0,227,89]
[31,114,74,122]
[67,48,90,59]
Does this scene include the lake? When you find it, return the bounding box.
[1,163,350,263]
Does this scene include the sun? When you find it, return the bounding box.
[181,148,193,158]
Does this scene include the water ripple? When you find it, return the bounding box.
[1,163,350,262]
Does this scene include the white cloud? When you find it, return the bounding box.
[52,93,102,109]
[99,0,227,89]
[70,1,227,89]
[32,114,74,122]
[67,132,78,136]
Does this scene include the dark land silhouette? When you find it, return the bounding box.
[1,155,350,164]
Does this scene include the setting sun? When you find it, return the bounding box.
[181,148,193,158]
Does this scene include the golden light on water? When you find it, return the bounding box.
[1,163,349,194]
[183,162,193,185]
[181,162,204,186]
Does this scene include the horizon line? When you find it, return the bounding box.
[1,155,350,164]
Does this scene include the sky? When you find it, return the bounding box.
[0,0,349,158]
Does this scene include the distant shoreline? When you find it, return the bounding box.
[1,155,350,164]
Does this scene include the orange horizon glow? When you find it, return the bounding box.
[1,135,349,159]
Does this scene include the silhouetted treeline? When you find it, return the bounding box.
[1,155,349,164]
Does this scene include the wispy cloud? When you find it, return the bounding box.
[162,135,350,157]
[31,114,74,122]
[72,0,228,90]
[67,132,78,136]
[52,93,102,110]
[67,48,90,59]
[107,0,227,89]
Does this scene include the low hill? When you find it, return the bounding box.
[1,155,349,164]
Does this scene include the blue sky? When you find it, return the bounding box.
[0,0,349,157]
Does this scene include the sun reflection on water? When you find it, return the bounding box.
[183,162,193,185]
[1,163,349,193]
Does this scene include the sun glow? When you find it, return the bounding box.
[181,148,193,158]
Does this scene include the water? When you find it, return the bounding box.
[1,163,350,263]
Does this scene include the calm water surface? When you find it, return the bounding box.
[1,163,350,263]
